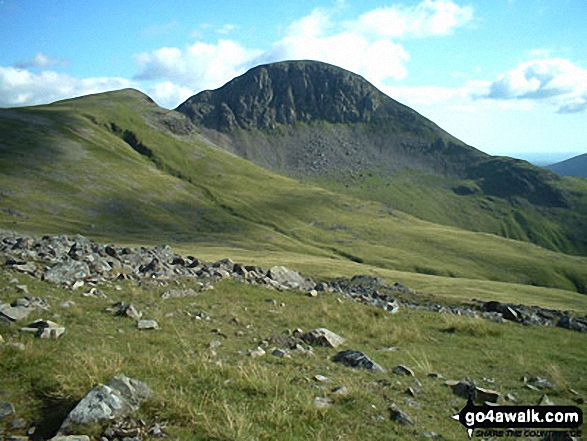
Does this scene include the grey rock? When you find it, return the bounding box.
[301,328,345,348]
[0,304,33,323]
[529,376,555,389]
[161,288,198,300]
[20,319,65,339]
[59,374,152,434]
[475,386,503,404]
[267,266,314,291]
[445,380,475,399]
[537,394,555,406]
[137,319,159,330]
[249,347,266,358]
[332,350,386,373]
[49,436,90,441]
[393,365,415,376]
[45,259,90,285]
[389,403,415,425]
[0,401,15,420]
[314,397,333,409]
[112,303,142,320]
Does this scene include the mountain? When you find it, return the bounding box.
[546,153,587,178]
[1,87,586,294]
[176,61,587,255]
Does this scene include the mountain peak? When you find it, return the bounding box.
[176,60,416,131]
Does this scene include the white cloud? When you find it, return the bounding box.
[147,81,195,109]
[134,39,263,93]
[14,52,67,69]
[348,0,474,38]
[483,58,587,113]
[0,66,134,107]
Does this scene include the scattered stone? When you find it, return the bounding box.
[428,372,443,379]
[248,347,266,358]
[331,386,348,396]
[420,431,443,440]
[308,290,318,297]
[475,387,503,404]
[83,288,107,298]
[137,319,159,330]
[504,393,517,402]
[270,348,289,358]
[445,380,475,400]
[301,328,345,348]
[0,401,15,420]
[111,302,142,320]
[0,304,34,323]
[405,387,418,397]
[314,397,333,409]
[314,375,330,383]
[58,374,152,434]
[209,340,222,349]
[161,288,198,300]
[389,403,415,425]
[15,285,28,294]
[332,350,386,373]
[49,436,90,441]
[44,259,90,285]
[20,319,65,339]
[528,376,555,389]
[393,365,415,377]
[537,394,555,406]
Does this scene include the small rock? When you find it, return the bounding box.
[314,397,333,409]
[270,348,289,358]
[427,372,443,379]
[445,380,474,399]
[9,342,25,351]
[0,334,4,344]
[20,319,65,339]
[137,319,159,330]
[332,350,386,373]
[475,386,503,404]
[529,376,555,389]
[209,340,222,349]
[15,285,29,294]
[0,401,15,420]
[537,394,555,406]
[308,290,318,297]
[301,328,345,348]
[389,403,415,425]
[331,386,349,396]
[314,375,330,383]
[49,436,91,441]
[249,347,266,358]
[393,365,415,376]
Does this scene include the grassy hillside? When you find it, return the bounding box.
[1,89,587,297]
[176,61,587,256]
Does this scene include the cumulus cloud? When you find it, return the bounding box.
[14,53,67,69]
[0,66,134,107]
[483,58,587,113]
[348,0,474,38]
[133,1,472,107]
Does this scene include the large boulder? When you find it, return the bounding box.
[58,374,152,434]
[267,266,314,291]
[301,328,345,348]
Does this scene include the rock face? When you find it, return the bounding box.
[59,374,152,434]
[177,61,415,131]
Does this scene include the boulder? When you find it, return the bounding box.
[267,266,314,291]
[332,350,386,373]
[389,403,415,425]
[301,328,345,348]
[0,401,15,420]
[20,319,65,339]
[58,374,152,434]
[44,259,90,285]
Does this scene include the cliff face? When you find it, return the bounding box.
[176,60,423,131]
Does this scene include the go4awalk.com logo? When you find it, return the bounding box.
[452,397,583,438]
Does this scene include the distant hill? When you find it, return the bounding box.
[176,60,587,255]
[546,153,587,178]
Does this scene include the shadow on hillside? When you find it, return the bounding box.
[30,392,79,440]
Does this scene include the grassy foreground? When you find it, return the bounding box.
[1,270,585,440]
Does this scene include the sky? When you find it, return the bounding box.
[1,0,586,163]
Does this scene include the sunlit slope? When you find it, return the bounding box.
[0,89,586,293]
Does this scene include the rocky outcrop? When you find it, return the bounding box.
[177,61,421,131]
[58,374,152,435]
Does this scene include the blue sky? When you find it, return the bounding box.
[1,0,586,162]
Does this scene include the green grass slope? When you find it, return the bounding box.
[176,60,587,256]
[1,89,586,296]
